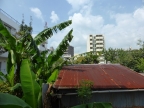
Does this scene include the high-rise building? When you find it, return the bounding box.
[87,34,105,52]
[87,34,105,64]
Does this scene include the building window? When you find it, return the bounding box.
[90,43,92,45]
[90,47,93,49]
[90,39,92,41]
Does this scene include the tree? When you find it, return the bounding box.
[0,19,73,108]
[73,51,99,64]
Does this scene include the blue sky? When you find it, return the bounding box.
[0,0,144,55]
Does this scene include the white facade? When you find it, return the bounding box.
[87,35,105,64]
[87,35,105,52]
[0,9,20,74]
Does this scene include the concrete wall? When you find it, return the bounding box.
[0,57,7,74]
[60,91,144,108]
[0,9,20,32]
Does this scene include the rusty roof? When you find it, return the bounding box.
[53,64,144,90]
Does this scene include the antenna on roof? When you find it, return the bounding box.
[44,21,48,29]
[29,16,32,27]
[22,14,24,25]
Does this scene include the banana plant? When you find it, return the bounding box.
[0,19,72,84]
[20,59,40,108]
[36,29,73,83]
[0,93,32,108]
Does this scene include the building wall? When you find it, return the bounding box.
[60,91,144,108]
[87,35,104,52]
[0,9,20,74]
[63,45,74,59]
[0,9,20,34]
[0,57,7,74]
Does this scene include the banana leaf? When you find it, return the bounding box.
[7,51,13,74]
[0,93,32,108]
[47,29,73,67]
[0,19,16,50]
[6,65,15,86]
[34,20,72,45]
[47,69,59,83]
[20,59,40,108]
[0,71,6,81]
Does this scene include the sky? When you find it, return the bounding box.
[0,0,144,55]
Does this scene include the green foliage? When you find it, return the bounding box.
[0,82,11,93]
[20,59,40,108]
[0,19,16,50]
[73,51,99,64]
[71,102,112,108]
[0,18,73,108]
[34,20,72,45]
[0,93,32,108]
[136,58,144,72]
[47,29,73,66]
[103,47,144,72]
[77,79,93,104]
[47,69,59,83]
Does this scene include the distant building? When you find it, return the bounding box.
[87,35,105,64]
[0,8,20,74]
[63,45,74,59]
[0,8,20,36]
[87,35,105,52]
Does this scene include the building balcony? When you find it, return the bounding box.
[96,49,103,52]
[95,41,104,43]
[63,54,71,58]
[95,37,104,39]
[96,45,104,47]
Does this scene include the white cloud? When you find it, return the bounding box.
[50,11,59,23]
[30,7,44,22]
[66,0,92,13]
[48,1,144,55]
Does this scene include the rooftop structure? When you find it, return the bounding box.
[54,64,144,89]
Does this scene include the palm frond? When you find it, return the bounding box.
[0,19,16,50]
[34,20,72,45]
[47,29,73,67]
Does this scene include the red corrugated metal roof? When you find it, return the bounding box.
[53,64,144,90]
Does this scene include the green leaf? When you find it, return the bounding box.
[0,93,32,108]
[10,83,21,92]
[20,59,40,108]
[48,29,73,66]
[34,20,72,45]
[6,65,15,86]
[47,69,59,83]
[10,50,16,64]
[0,71,6,81]
[7,52,13,74]
[37,90,42,108]
[0,19,16,50]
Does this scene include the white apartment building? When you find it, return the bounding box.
[0,8,20,74]
[0,9,49,74]
[87,34,105,64]
[87,34,105,52]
